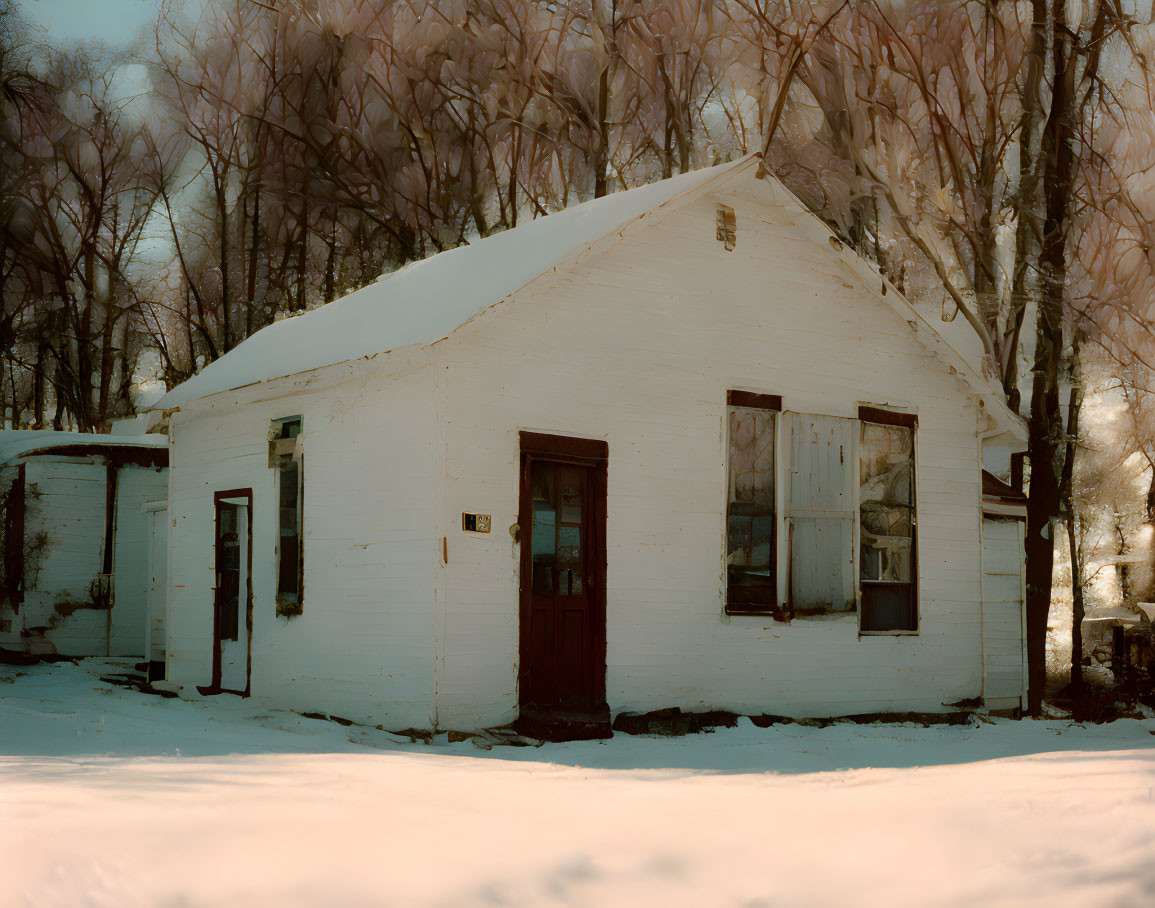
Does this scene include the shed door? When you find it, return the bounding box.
[982,514,1026,708]
[519,451,606,714]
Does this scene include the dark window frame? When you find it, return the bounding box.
[724,391,785,619]
[857,406,918,634]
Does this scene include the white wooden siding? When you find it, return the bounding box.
[165,358,440,727]
[22,459,109,655]
[437,183,986,728]
[982,515,1026,709]
[165,167,1002,731]
[6,459,166,657]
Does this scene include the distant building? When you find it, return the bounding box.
[0,432,168,668]
[151,155,1027,734]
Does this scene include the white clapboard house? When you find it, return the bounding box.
[0,431,168,669]
[151,154,1028,733]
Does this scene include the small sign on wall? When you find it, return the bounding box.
[462,513,492,534]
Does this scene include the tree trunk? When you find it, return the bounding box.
[595,59,610,198]
[1066,513,1085,706]
[1001,0,1047,411]
[1024,4,1077,715]
[1061,351,1084,709]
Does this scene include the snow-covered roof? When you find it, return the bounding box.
[0,430,167,468]
[155,158,754,412]
[153,153,1026,444]
[1083,605,1144,624]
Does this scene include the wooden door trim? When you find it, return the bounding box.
[517,435,608,713]
[519,431,607,462]
[209,488,253,696]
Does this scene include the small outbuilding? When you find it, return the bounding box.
[0,431,168,665]
[153,155,1027,733]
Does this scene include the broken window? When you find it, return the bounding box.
[270,416,303,617]
[859,408,917,632]
[725,391,780,615]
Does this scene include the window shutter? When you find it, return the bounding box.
[782,412,857,615]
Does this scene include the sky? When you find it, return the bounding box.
[20,0,163,45]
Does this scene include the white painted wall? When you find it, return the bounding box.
[164,166,1012,731]
[436,179,988,728]
[982,515,1027,710]
[22,459,109,655]
[165,357,440,727]
[2,457,168,657]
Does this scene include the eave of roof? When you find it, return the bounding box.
[0,430,167,469]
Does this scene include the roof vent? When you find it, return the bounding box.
[716,205,736,251]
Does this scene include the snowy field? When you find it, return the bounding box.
[2,661,1155,907]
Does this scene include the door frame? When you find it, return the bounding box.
[517,432,608,714]
[209,488,253,696]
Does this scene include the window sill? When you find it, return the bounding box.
[725,605,790,622]
[858,629,919,637]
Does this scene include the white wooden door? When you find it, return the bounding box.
[144,505,168,665]
[982,515,1026,709]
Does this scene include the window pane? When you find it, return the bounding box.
[277,462,300,600]
[559,467,582,523]
[727,407,776,605]
[860,424,912,505]
[860,419,916,630]
[859,536,912,583]
[860,583,914,632]
[531,462,556,595]
[278,536,300,602]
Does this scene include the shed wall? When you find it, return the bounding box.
[4,458,167,657]
[21,459,109,655]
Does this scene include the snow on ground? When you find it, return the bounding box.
[2,661,1155,907]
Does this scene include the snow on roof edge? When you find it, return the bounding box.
[0,430,167,468]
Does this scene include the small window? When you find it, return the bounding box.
[725,391,781,616]
[270,416,303,617]
[858,407,917,632]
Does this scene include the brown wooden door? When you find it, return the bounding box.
[519,434,607,716]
